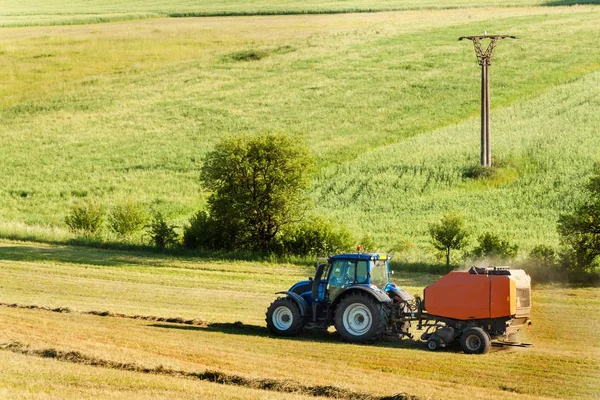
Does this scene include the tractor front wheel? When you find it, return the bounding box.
[334,292,386,343]
[266,297,304,336]
[460,327,491,354]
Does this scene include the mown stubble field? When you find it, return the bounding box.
[0,240,598,399]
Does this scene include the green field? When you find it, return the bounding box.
[0,240,598,399]
[1,3,600,256]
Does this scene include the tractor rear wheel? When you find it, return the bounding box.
[266,297,304,336]
[460,327,491,354]
[334,292,386,343]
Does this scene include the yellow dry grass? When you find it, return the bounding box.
[0,350,322,400]
[0,240,598,399]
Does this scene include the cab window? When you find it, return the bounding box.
[356,261,368,284]
[328,260,355,300]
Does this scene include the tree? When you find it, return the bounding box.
[429,213,469,267]
[558,163,600,274]
[471,232,518,261]
[201,133,314,254]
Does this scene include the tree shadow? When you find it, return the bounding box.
[0,244,158,268]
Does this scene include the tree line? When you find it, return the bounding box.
[64,133,600,282]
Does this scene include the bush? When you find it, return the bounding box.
[389,237,415,257]
[280,217,354,257]
[147,213,178,249]
[556,248,600,284]
[358,234,378,253]
[65,201,104,237]
[557,162,600,276]
[182,211,224,250]
[517,245,563,283]
[528,244,558,268]
[462,165,497,180]
[470,232,518,262]
[108,200,147,238]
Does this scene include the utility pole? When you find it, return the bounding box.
[459,34,516,167]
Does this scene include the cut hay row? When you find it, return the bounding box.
[0,341,417,400]
[0,301,209,327]
[0,301,271,334]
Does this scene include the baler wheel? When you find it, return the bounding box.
[427,338,441,351]
[266,297,304,336]
[460,327,491,354]
[334,292,386,343]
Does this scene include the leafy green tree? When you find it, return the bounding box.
[108,200,148,239]
[471,232,518,261]
[201,133,314,254]
[429,213,469,267]
[558,163,600,274]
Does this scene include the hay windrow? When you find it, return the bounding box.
[0,302,208,327]
[0,341,418,400]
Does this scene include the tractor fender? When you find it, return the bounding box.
[276,291,308,317]
[333,285,393,306]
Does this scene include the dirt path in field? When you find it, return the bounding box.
[0,340,418,400]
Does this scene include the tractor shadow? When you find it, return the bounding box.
[149,322,515,353]
[149,321,444,351]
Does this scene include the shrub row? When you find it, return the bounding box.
[65,201,177,249]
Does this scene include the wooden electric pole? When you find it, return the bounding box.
[459,34,516,167]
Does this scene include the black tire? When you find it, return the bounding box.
[460,327,491,354]
[334,292,387,343]
[427,337,441,351]
[265,297,304,336]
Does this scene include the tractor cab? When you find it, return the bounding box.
[319,253,393,303]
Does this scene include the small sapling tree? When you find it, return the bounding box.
[429,212,469,268]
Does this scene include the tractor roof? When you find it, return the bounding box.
[329,253,389,262]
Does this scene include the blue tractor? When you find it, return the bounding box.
[265,253,414,343]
